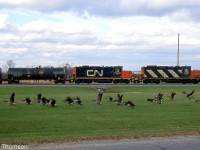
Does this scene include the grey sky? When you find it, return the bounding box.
[0,0,200,70]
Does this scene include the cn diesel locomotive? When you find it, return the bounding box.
[72,66,132,84]
[141,65,192,84]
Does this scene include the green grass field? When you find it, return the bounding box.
[0,85,200,144]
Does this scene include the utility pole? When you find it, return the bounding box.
[177,33,180,66]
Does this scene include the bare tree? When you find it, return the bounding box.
[2,60,16,72]
[64,63,73,79]
[57,62,74,81]
[6,60,15,68]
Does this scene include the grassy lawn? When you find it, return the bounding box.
[0,85,200,144]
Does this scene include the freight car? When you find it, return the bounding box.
[7,67,66,84]
[140,65,195,84]
[72,66,132,84]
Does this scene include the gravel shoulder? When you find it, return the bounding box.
[29,135,200,150]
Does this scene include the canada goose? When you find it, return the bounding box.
[107,96,113,102]
[96,92,103,104]
[169,92,176,101]
[156,93,163,104]
[124,101,136,108]
[64,96,74,105]
[116,93,123,105]
[49,99,56,107]
[147,98,156,102]
[183,90,195,99]
[22,97,32,105]
[73,97,82,106]
[9,92,16,105]
[41,97,47,105]
[35,93,42,103]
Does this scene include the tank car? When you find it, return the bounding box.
[8,67,66,84]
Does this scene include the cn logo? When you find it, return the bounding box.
[87,70,103,77]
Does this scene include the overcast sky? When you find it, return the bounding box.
[0,0,200,70]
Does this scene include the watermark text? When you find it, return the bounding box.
[1,144,28,150]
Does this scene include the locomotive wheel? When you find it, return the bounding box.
[123,80,130,84]
[155,80,160,84]
[181,80,186,84]
[143,80,148,84]
[75,80,80,84]
[15,80,20,84]
[86,80,92,84]
[113,80,118,84]
[8,80,13,84]
[192,80,199,84]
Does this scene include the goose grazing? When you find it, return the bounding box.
[22,97,32,105]
[124,101,136,108]
[9,92,16,105]
[96,92,103,104]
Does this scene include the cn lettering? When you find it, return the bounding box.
[87,70,103,77]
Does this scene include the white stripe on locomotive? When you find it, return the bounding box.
[146,70,158,78]
[157,69,169,78]
[168,69,180,78]
[178,69,182,74]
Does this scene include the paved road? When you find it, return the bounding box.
[29,136,200,150]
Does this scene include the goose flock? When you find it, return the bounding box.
[2,89,199,108]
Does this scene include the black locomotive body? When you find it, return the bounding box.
[8,67,66,84]
[141,66,191,83]
[73,66,123,83]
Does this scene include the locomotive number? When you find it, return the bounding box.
[87,70,103,77]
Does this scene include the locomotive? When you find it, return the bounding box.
[141,65,192,84]
[72,66,132,84]
[70,65,200,84]
[7,67,66,84]
[0,65,199,84]
[140,66,200,84]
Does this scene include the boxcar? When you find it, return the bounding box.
[141,66,191,83]
[73,66,125,83]
[8,67,66,84]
